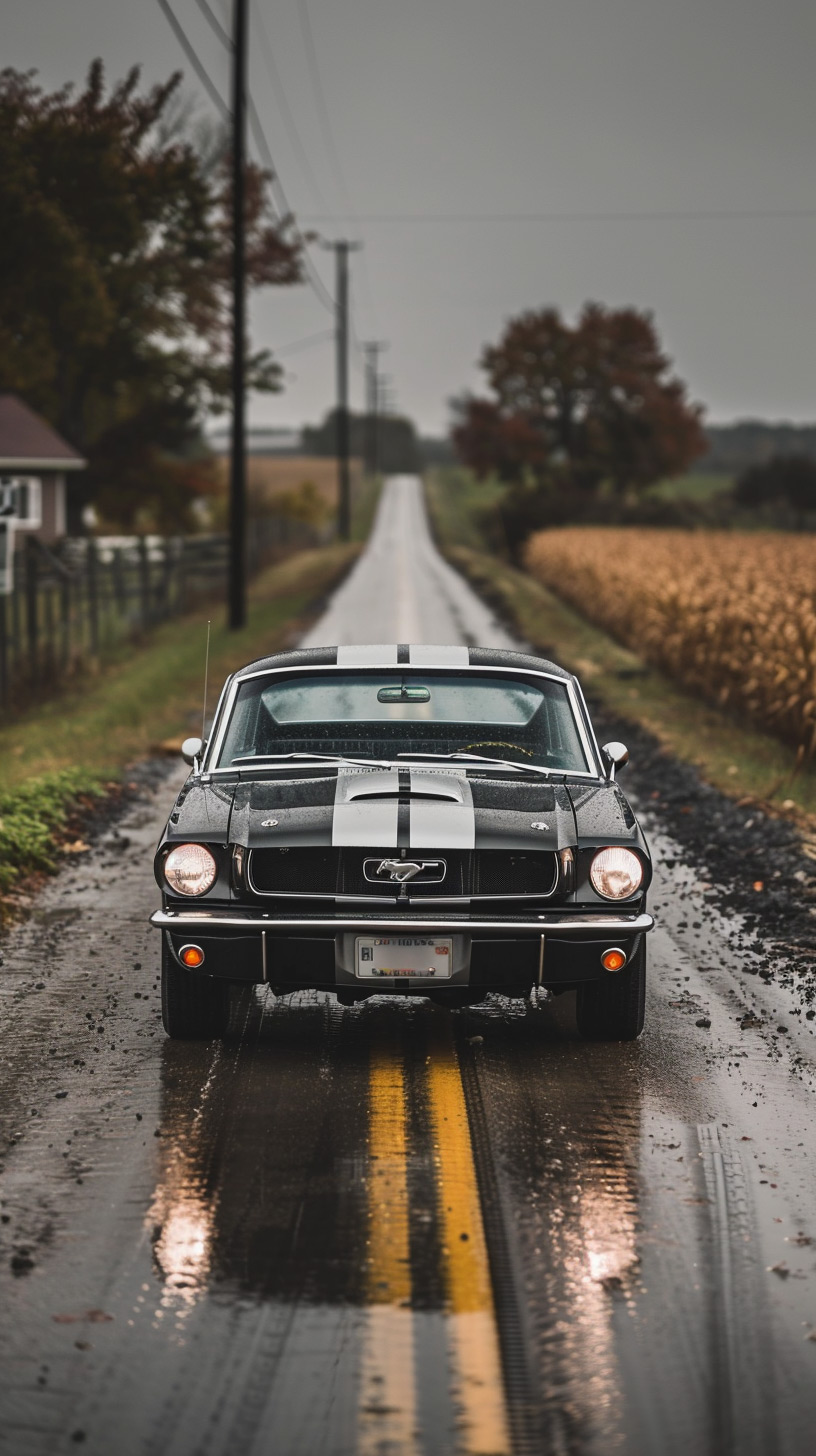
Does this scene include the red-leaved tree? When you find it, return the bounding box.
[0,62,305,530]
[453,304,705,499]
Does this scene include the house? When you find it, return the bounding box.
[0,394,86,544]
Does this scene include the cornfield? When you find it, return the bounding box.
[524,528,816,756]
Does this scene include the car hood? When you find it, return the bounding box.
[220,766,578,852]
[567,781,641,845]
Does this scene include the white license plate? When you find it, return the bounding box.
[355,936,453,980]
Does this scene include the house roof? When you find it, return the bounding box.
[0,394,86,471]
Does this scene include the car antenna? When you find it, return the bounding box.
[202,620,211,743]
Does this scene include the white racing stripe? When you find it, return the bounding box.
[409,644,469,667]
[332,768,400,847]
[336,644,400,666]
[409,771,476,850]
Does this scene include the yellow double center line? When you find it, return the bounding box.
[359,1021,510,1456]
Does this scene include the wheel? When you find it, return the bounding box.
[161,938,230,1040]
[576,938,646,1041]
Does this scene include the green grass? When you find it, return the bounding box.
[423,478,816,824]
[645,470,733,502]
[424,467,507,552]
[0,543,358,906]
[351,473,384,542]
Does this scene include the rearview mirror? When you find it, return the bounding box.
[601,741,629,780]
[181,736,203,767]
[377,685,431,703]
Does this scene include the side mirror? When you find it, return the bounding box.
[601,741,629,780]
[181,736,204,768]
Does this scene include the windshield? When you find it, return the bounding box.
[214,670,592,773]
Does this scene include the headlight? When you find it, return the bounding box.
[590,847,643,900]
[164,843,217,897]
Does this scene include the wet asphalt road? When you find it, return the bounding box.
[2,476,816,1456]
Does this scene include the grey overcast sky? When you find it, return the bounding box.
[5,0,816,432]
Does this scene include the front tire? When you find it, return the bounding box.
[576,938,646,1041]
[161,938,230,1040]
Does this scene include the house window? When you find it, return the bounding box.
[0,476,42,529]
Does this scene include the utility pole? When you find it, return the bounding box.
[364,341,387,477]
[324,240,361,540]
[228,0,248,630]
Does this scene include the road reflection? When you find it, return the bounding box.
[460,998,644,1451]
[149,997,370,1313]
[146,993,646,1452]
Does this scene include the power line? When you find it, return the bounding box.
[274,328,334,357]
[194,0,231,47]
[296,0,353,218]
[299,207,816,224]
[195,0,327,212]
[323,240,362,540]
[157,0,229,120]
[295,0,380,333]
[252,1,328,212]
[159,0,372,400]
[241,106,338,313]
[228,0,248,631]
[182,0,338,315]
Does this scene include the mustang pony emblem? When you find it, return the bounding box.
[377,859,427,884]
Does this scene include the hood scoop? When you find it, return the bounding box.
[339,769,464,805]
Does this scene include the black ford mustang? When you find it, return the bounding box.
[151,644,654,1040]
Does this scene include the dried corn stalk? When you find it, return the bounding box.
[524,528,816,754]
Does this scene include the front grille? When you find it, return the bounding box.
[249,847,340,894]
[474,851,558,897]
[248,846,558,901]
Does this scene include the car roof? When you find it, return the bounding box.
[232,644,574,683]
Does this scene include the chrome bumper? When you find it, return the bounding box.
[151,908,653,937]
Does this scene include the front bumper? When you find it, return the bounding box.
[151,909,654,936]
[152,907,653,994]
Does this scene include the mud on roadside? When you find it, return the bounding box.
[590,695,816,1013]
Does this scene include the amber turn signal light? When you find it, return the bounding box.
[179,944,205,969]
[601,948,627,973]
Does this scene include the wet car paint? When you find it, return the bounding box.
[1,478,816,1455]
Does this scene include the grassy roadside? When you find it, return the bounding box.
[351,472,385,543]
[0,542,359,904]
[423,475,816,824]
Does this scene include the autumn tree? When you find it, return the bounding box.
[0,63,304,530]
[453,304,705,504]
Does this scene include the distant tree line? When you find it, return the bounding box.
[697,422,816,474]
[302,409,420,474]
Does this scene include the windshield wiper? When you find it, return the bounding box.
[396,750,553,776]
[229,751,393,771]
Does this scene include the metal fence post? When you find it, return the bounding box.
[60,569,70,673]
[25,535,38,685]
[87,538,99,658]
[44,579,55,677]
[112,547,126,616]
[11,551,21,676]
[138,536,150,632]
[0,593,7,708]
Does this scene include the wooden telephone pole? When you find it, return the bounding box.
[324,240,362,540]
[228,0,248,629]
[364,340,388,476]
